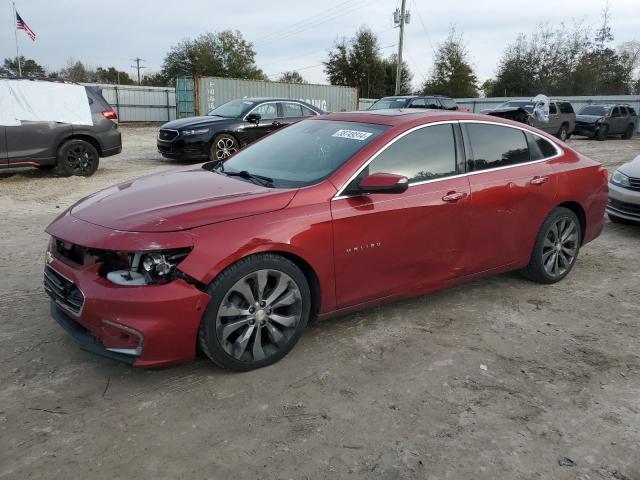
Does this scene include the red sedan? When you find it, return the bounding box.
[44,110,608,370]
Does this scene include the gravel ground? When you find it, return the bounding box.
[1,125,639,480]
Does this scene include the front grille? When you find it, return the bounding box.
[43,266,84,315]
[627,176,640,192]
[158,129,178,141]
[608,198,640,217]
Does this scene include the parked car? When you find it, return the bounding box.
[607,153,640,223]
[45,110,608,370]
[157,98,324,161]
[368,95,462,111]
[484,99,576,141]
[0,82,121,176]
[574,104,638,141]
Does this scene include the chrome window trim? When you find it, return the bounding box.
[332,119,564,200]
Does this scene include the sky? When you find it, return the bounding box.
[1,0,638,91]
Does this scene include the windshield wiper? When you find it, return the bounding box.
[214,164,274,187]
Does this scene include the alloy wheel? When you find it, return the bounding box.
[215,269,302,363]
[215,137,238,160]
[541,217,579,278]
[65,145,95,174]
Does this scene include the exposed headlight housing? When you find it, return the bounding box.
[611,170,631,188]
[181,128,209,136]
[106,248,191,286]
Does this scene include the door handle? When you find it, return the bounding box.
[530,176,548,185]
[442,191,468,202]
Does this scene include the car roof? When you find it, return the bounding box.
[315,109,492,126]
[378,94,452,100]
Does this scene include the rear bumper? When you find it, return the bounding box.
[98,129,122,157]
[45,257,211,368]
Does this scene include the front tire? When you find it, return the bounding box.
[521,207,582,284]
[198,254,311,371]
[596,125,608,141]
[209,134,239,162]
[55,139,99,176]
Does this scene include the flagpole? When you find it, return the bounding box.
[11,1,21,76]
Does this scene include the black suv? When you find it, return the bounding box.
[574,104,638,141]
[0,80,121,176]
[157,98,324,161]
[368,95,462,111]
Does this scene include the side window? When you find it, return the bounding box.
[559,102,574,114]
[301,105,317,116]
[282,102,303,118]
[611,107,621,117]
[365,124,457,184]
[620,106,628,116]
[252,103,278,120]
[440,98,457,109]
[425,97,440,108]
[466,123,530,171]
[526,132,558,161]
[549,103,558,114]
[409,99,426,108]
[628,107,637,116]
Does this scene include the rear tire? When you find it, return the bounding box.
[596,125,608,141]
[198,254,311,371]
[55,139,99,177]
[521,207,582,284]
[622,124,634,140]
[556,124,569,141]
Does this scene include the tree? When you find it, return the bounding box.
[381,54,412,95]
[161,30,266,82]
[1,56,45,77]
[278,71,306,83]
[324,27,406,98]
[480,79,496,97]
[94,67,135,85]
[422,28,478,98]
[141,72,170,87]
[59,60,92,82]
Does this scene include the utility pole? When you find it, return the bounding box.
[131,57,146,85]
[393,0,410,95]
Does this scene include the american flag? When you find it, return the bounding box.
[16,11,36,42]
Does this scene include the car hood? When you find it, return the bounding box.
[160,115,234,129]
[70,166,297,232]
[619,153,640,177]
[575,114,603,124]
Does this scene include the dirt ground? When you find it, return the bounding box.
[1,126,639,480]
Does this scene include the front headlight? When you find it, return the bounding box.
[611,170,631,188]
[181,128,209,136]
[106,248,191,286]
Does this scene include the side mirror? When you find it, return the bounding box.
[246,113,261,124]
[358,172,409,194]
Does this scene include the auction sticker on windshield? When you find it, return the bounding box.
[332,129,373,141]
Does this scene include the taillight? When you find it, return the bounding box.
[102,109,117,120]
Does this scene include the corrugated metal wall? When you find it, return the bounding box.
[186,76,358,117]
[82,83,176,122]
[456,95,640,133]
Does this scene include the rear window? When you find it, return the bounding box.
[369,98,409,110]
[466,123,530,171]
[559,102,574,114]
[440,98,457,109]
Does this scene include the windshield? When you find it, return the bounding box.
[213,120,388,188]
[502,101,534,113]
[207,99,255,118]
[369,98,410,110]
[579,106,608,116]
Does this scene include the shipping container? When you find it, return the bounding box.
[176,76,358,118]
